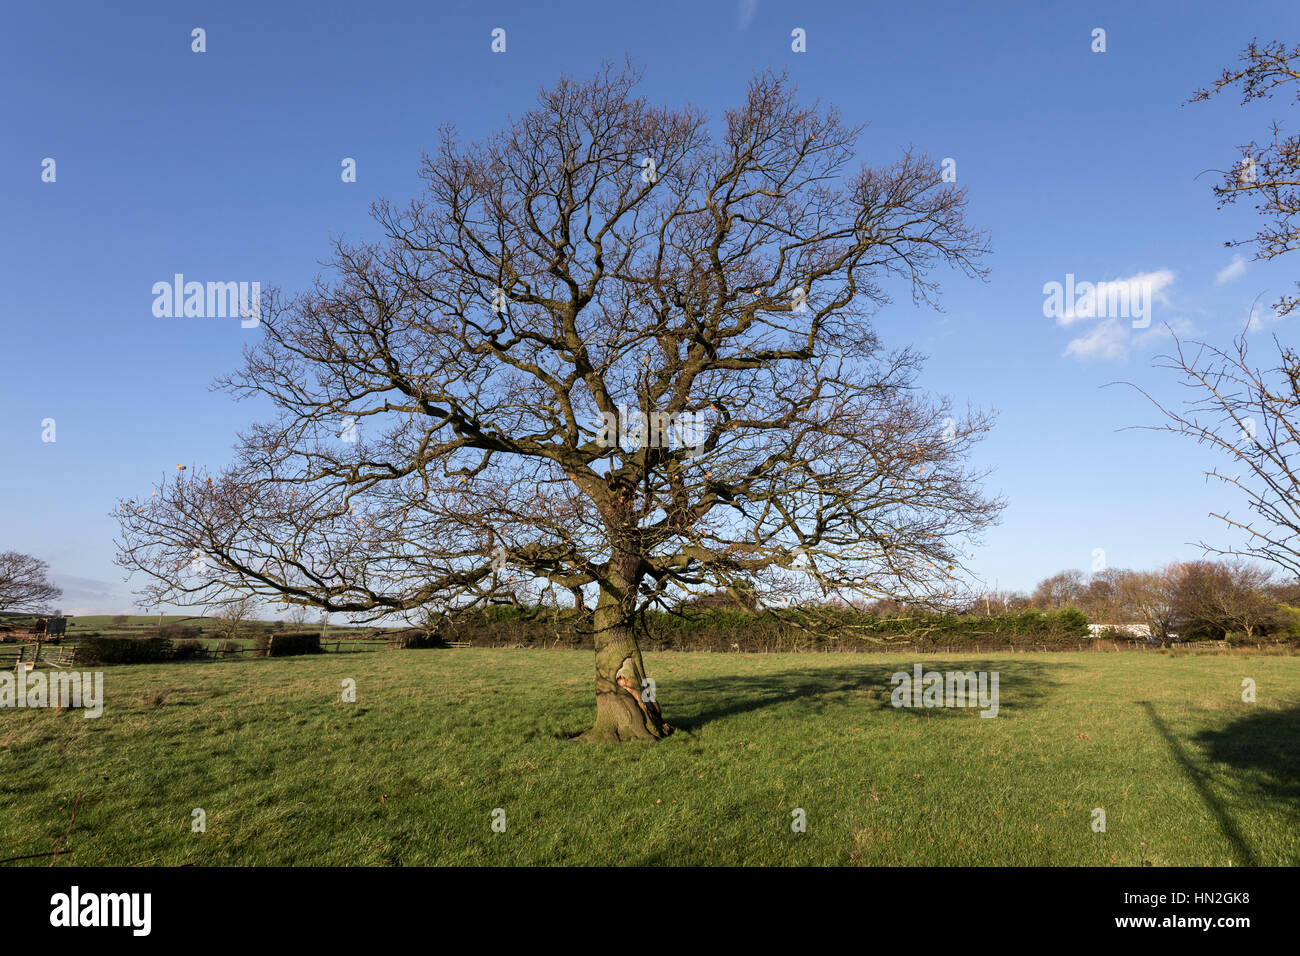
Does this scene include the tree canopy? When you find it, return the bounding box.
[117,66,1001,740]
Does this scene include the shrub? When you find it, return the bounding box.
[158,623,201,641]
[387,628,447,649]
[75,636,174,665]
[1053,607,1090,634]
[1270,603,1300,643]
[421,601,1105,653]
[172,639,208,660]
[253,631,322,657]
[216,640,241,657]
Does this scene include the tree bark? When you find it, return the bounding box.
[578,582,671,743]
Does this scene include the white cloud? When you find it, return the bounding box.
[1246,307,1285,331]
[1215,254,1247,285]
[738,0,759,29]
[52,574,138,616]
[1064,315,1195,362]
[1064,318,1129,361]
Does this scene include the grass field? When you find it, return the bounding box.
[1,648,1297,866]
[58,615,204,629]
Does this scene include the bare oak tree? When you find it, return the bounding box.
[1030,569,1085,610]
[116,67,1000,741]
[1075,567,1131,624]
[1118,567,1180,646]
[0,551,63,614]
[1169,559,1277,640]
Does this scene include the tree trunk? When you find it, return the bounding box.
[578,583,671,743]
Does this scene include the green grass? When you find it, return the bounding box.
[62,614,205,629]
[1,648,1296,866]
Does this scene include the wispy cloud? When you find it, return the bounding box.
[1064,319,1129,361]
[738,0,759,29]
[1052,268,1183,361]
[1246,303,1285,332]
[1215,254,1247,285]
[53,574,137,616]
[1064,315,1194,362]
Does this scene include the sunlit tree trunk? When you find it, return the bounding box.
[580,566,669,742]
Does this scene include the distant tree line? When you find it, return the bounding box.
[964,561,1298,646]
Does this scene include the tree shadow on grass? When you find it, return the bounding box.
[668,658,1071,733]
[1138,701,1300,867]
[1192,703,1300,802]
[1186,703,1300,865]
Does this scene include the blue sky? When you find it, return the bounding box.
[2,0,1297,614]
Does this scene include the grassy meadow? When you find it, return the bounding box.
[1,647,1297,866]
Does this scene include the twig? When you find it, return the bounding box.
[0,849,74,865]
[49,790,83,867]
